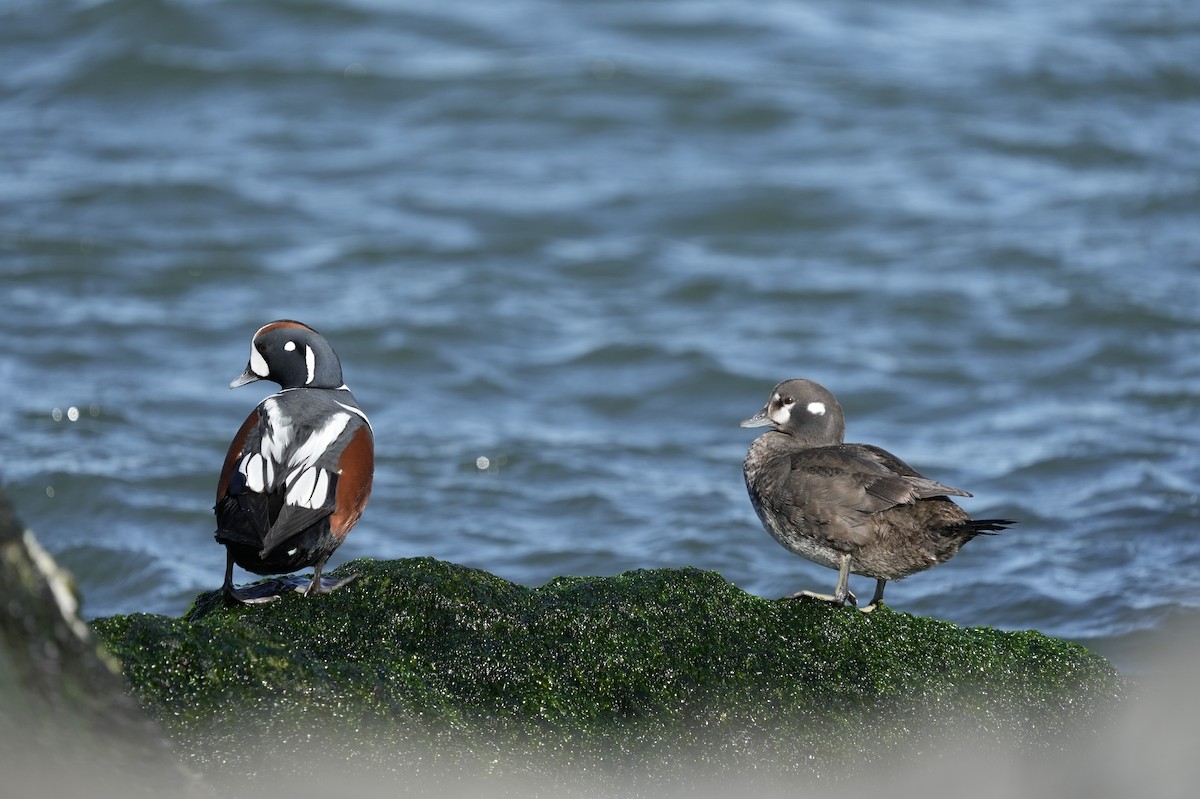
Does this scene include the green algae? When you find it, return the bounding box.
[91,557,1126,786]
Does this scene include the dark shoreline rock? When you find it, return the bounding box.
[0,486,194,794]
[91,556,1127,789]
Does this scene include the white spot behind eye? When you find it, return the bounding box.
[284,341,297,352]
[807,402,826,416]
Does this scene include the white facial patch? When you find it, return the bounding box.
[304,344,316,385]
[769,394,792,425]
[249,344,270,378]
[284,341,297,352]
[807,402,826,416]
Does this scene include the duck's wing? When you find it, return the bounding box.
[215,405,276,549]
[853,444,973,502]
[215,397,350,558]
[783,444,970,546]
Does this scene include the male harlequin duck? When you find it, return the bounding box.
[740,379,1013,612]
[214,320,374,605]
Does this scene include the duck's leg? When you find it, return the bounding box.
[222,551,281,605]
[785,554,856,606]
[860,579,887,613]
[302,557,360,596]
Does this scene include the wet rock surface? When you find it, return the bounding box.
[92,556,1126,789]
[0,487,193,794]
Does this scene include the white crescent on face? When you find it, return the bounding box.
[249,344,270,379]
[768,396,826,425]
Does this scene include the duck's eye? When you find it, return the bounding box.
[780,396,795,405]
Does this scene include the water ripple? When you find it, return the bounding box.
[1,0,1197,674]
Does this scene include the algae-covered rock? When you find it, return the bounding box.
[91,556,1126,789]
[0,486,194,795]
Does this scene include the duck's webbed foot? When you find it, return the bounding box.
[303,571,359,596]
[858,579,888,614]
[221,551,284,605]
[223,581,285,605]
[298,559,359,597]
[781,554,863,608]
[783,587,858,606]
[224,572,359,602]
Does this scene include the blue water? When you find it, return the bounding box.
[2,0,1198,673]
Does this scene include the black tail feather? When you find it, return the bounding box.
[968,518,1017,535]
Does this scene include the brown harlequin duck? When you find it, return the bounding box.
[740,379,1013,612]
[214,320,374,605]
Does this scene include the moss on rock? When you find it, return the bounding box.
[91,557,1126,788]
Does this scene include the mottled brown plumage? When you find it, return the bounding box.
[741,379,1013,611]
